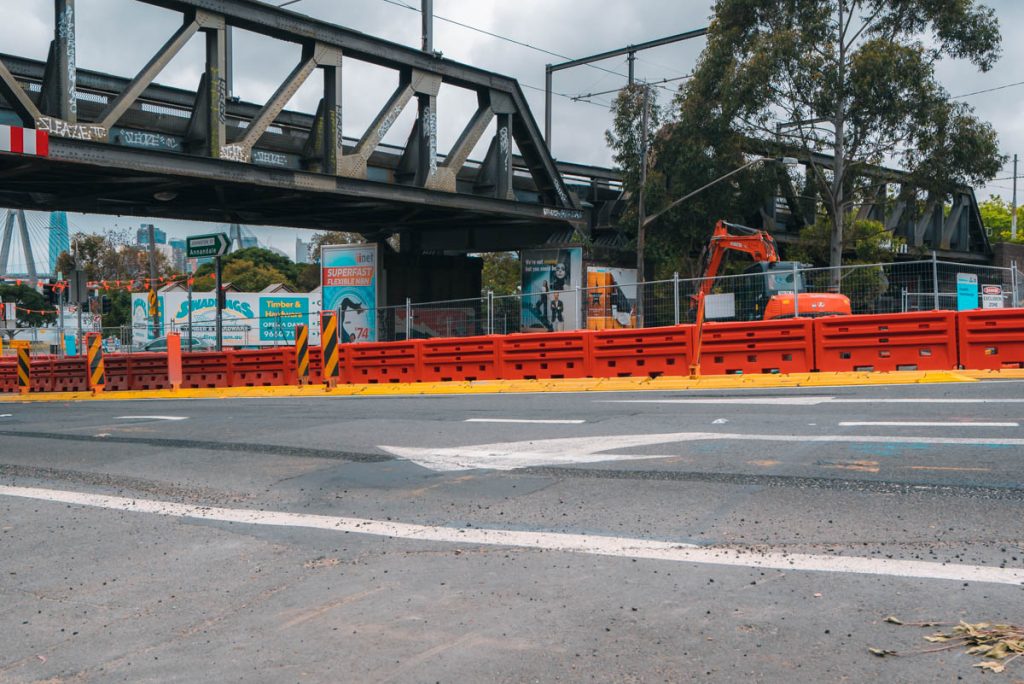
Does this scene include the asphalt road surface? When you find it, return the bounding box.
[2,380,1023,682]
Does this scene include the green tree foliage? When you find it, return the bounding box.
[481,252,520,295]
[978,196,1024,244]
[662,0,1003,280]
[55,229,171,282]
[608,85,777,279]
[193,247,300,291]
[789,218,901,313]
[0,284,57,339]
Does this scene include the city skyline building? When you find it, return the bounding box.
[48,211,69,274]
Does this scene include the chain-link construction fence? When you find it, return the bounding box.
[6,257,1021,354]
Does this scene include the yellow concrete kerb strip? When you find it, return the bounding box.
[0,369,983,402]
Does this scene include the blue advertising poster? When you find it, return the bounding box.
[521,248,584,332]
[321,244,379,343]
[956,272,979,311]
[259,297,308,342]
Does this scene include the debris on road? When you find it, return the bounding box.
[870,617,1024,673]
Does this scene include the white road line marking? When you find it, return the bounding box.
[840,421,1019,427]
[600,397,834,405]
[114,415,188,421]
[602,397,1024,406]
[0,414,11,418]
[0,484,1019,586]
[833,398,1024,404]
[464,418,585,425]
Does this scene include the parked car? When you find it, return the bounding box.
[142,336,214,352]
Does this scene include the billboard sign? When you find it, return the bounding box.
[132,292,320,347]
[521,248,584,332]
[321,243,379,343]
[586,266,637,329]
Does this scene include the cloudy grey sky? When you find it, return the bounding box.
[3,0,1023,258]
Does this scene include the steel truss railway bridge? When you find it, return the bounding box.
[0,0,992,268]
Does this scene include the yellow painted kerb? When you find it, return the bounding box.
[0,369,982,403]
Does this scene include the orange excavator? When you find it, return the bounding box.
[696,220,851,320]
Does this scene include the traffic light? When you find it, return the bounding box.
[44,280,58,306]
[101,295,112,315]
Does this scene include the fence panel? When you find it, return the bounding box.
[418,336,501,382]
[590,325,693,378]
[498,331,590,379]
[815,311,958,372]
[958,308,1024,370]
[347,341,419,384]
[699,319,815,375]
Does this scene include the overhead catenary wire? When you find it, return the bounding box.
[572,73,693,101]
[951,80,1024,100]
[374,0,677,95]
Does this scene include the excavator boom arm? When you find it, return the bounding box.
[698,220,781,297]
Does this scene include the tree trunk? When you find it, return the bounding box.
[830,3,847,290]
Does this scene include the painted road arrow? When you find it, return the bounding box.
[379,431,1024,471]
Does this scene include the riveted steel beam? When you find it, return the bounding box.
[0,60,43,125]
[338,71,431,179]
[426,90,495,192]
[96,12,215,132]
[221,45,335,163]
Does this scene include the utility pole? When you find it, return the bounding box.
[74,240,82,353]
[421,0,433,52]
[1012,153,1018,241]
[187,266,193,350]
[57,270,64,357]
[635,84,650,327]
[146,224,160,335]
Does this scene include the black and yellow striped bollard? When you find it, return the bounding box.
[320,311,341,389]
[86,332,106,393]
[295,324,310,385]
[16,344,30,394]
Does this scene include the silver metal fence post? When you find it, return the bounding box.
[792,263,800,318]
[405,297,411,340]
[575,286,583,330]
[1012,260,1020,308]
[673,272,680,326]
[931,251,939,310]
[487,290,494,334]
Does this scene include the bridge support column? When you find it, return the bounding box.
[321,49,344,176]
[50,0,77,123]
[200,17,227,159]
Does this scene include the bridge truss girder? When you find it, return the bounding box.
[0,0,584,250]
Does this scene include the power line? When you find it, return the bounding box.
[951,80,1024,100]
[572,73,693,101]
[521,82,611,109]
[373,0,676,93]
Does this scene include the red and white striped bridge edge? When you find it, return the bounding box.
[0,125,49,157]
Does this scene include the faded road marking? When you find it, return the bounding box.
[114,415,189,421]
[906,465,991,473]
[465,418,585,425]
[840,421,1018,427]
[1,484,1020,586]
[603,397,1024,406]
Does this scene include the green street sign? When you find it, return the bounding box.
[187,233,230,258]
